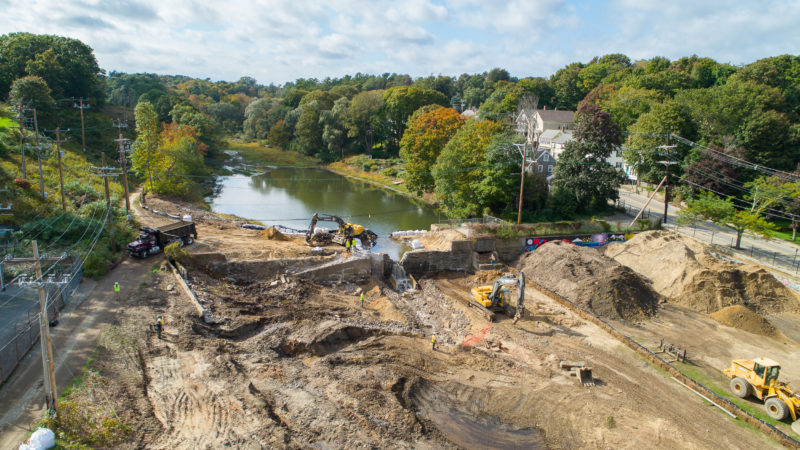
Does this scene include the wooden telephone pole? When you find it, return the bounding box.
[657,136,678,225]
[7,244,67,412]
[52,128,69,211]
[73,98,90,153]
[113,119,131,215]
[94,154,121,252]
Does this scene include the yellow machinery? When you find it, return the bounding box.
[306,213,378,247]
[470,272,525,322]
[724,357,800,427]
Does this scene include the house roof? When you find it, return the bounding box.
[536,109,575,123]
[539,129,561,140]
[552,130,574,144]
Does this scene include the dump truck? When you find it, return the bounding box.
[305,213,378,248]
[127,221,197,258]
[724,357,800,428]
[470,272,525,322]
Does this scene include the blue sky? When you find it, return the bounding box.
[2,0,799,85]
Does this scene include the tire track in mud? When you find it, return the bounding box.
[143,343,273,449]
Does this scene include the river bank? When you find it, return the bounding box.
[326,160,438,207]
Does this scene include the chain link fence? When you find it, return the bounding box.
[0,268,82,384]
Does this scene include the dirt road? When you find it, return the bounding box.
[0,257,153,449]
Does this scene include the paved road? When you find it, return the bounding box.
[0,286,39,344]
[617,186,800,275]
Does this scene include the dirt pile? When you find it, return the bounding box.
[605,231,800,315]
[394,229,466,251]
[517,241,661,321]
[260,226,288,240]
[710,305,779,337]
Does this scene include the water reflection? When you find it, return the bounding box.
[208,167,440,259]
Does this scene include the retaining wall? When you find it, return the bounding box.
[295,255,373,283]
[400,240,474,277]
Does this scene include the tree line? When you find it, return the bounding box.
[3,32,800,225]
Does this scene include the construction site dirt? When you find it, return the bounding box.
[25,193,800,448]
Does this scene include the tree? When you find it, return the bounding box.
[346,90,384,156]
[625,100,696,184]
[684,157,742,197]
[132,102,161,192]
[0,32,105,103]
[9,75,54,112]
[677,191,774,248]
[399,105,465,194]
[295,100,324,156]
[319,97,350,162]
[432,120,504,218]
[267,120,291,149]
[550,63,586,110]
[381,86,449,155]
[553,104,626,210]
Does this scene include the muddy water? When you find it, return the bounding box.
[413,382,546,449]
[208,166,440,259]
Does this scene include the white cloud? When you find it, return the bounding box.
[0,0,797,85]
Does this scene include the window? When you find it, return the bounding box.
[615,162,622,168]
[766,366,781,384]
[538,165,543,173]
[754,363,765,378]
[548,165,553,173]
[543,153,549,161]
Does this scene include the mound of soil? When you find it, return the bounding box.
[260,226,288,240]
[517,241,661,322]
[710,305,778,337]
[605,231,800,314]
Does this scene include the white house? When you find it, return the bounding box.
[515,107,575,145]
[538,129,573,159]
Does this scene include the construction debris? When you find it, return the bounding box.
[655,338,687,363]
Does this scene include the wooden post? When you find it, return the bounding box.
[79,98,86,152]
[33,241,58,411]
[101,153,116,252]
[55,128,66,211]
[32,108,45,199]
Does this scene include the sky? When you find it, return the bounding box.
[2,0,799,85]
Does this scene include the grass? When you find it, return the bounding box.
[327,156,438,206]
[673,361,799,439]
[223,139,318,167]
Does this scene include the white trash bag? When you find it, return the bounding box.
[20,427,55,450]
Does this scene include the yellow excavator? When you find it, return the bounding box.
[305,213,378,247]
[470,272,525,322]
[724,357,800,431]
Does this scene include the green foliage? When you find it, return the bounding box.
[678,191,775,248]
[0,32,105,104]
[9,75,55,112]
[554,104,626,211]
[381,86,449,156]
[432,120,504,218]
[399,105,465,194]
[164,241,188,262]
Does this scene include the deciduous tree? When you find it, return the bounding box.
[399,105,465,194]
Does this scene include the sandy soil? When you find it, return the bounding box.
[7,193,793,448]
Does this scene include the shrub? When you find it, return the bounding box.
[164,241,188,262]
[14,178,31,189]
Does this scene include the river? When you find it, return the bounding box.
[207,165,440,259]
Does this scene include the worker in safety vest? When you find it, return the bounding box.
[360,292,365,308]
[155,315,165,339]
[345,238,351,255]
[431,335,437,351]
[113,282,120,301]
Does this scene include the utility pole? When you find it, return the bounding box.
[53,128,69,211]
[513,142,529,224]
[8,245,67,412]
[657,136,678,225]
[94,154,121,252]
[73,98,90,153]
[13,105,28,178]
[32,109,46,199]
[113,119,131,215]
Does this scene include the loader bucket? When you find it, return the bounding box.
[574,367,595,387]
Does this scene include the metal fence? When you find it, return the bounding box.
[437,214,511,227]
[616,199,663,224]
[0,268,82,384]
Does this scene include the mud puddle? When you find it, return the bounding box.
[412,381,546,449]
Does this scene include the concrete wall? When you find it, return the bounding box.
[296,256,373,283]
[186,252,337,282]
[400,240,474,278]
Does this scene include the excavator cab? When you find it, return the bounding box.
[470,273,525,321]
[306,213,378,247]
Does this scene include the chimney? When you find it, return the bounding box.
[554,106,558,110]
[561,125,565,132]
[543,105,546,110]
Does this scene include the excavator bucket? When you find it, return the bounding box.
[574,367,595,387]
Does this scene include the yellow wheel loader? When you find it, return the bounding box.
[724,357,800,430]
